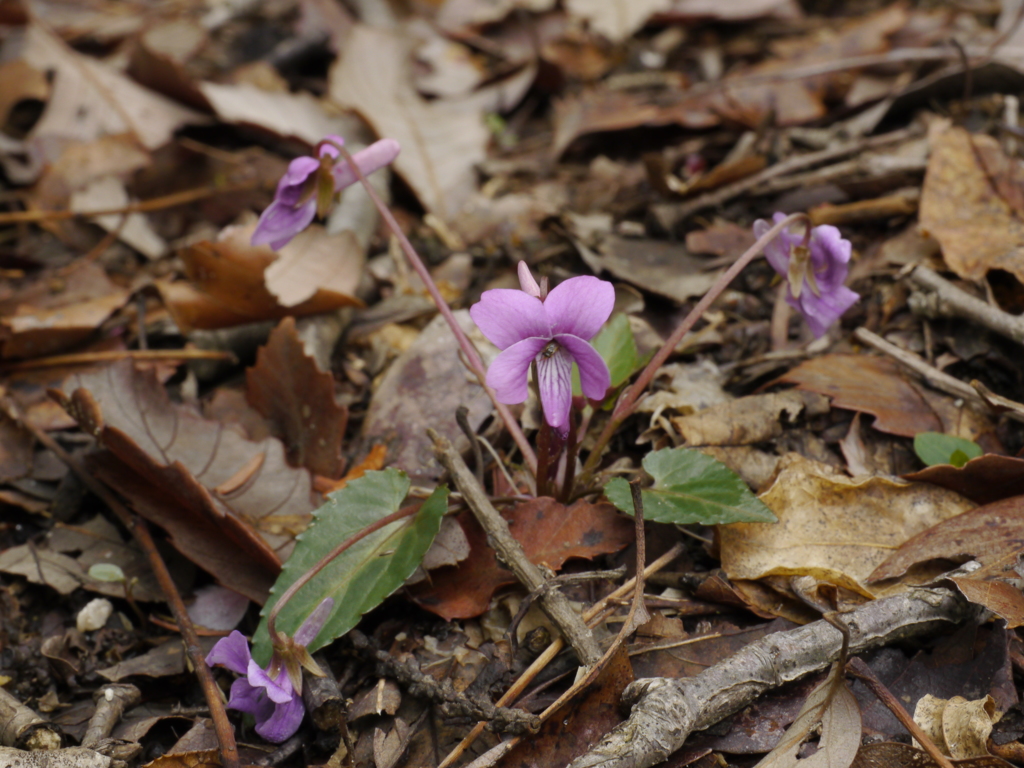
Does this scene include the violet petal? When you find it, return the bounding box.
[536,346,574,430]
[544,276,615,340]
[251,199,317,251]
[206,630,252,675]
[247,659,294,705]
[753,212,799,277]
[277,156,320,193]
[789,285,859,338]
[226,677,264,716]
[331,138,401,191]
[469,290,548,350]
[557,334,611,401]
[808,224,852,292]
[254,695,305,743]
[485,337,548,404]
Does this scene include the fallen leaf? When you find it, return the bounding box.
[247,317,348,479]
[330,24,532,229]
[59,361,318,603]
[157,220,363,333]
[868,495,1024,584]
[0,410,33,482]
[920,123,1024,283]
[361,310,495,485]
[752,661,861,768]
[186,585,249,632]
[913,694,1001,760]
[68,175,167,260]
[671,390,831,446]
[1,290,131,360]
[496,646,632,767]
[98,638,191,681]
[565,0,671,42]
[948,575,1024,629]
[720,455,974,597]
[142,749,220,768]
[903,455,1024,506]
[772,355,942,437]
[264,228,364,308]
[410,497,634,620]
[0,545,87,594]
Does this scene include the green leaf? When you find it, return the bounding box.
[88,563,126,583]
[913,432,983,468]
[606,447,777,525]
[572,313,641,397]
[251,469,448,664]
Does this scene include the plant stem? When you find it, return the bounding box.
[337,145,537,474]
[576,212,809,488]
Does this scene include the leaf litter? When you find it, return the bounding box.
[5,1,1024,767]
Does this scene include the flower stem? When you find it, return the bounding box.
[576,212,810,488]
[336,145,537,475]
[559,409,579,503]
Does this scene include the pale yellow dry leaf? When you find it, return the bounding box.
[565,0,671,42]
[69,176,167,260]
[913,694,1001,760]
[719,454,974,597]
[265,227,364,307]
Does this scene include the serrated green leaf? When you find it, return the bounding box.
[251,469,447,664]
[606,447,777,525]
[913,432,983,468]
[88,563,125,583]
[572,313,640,397]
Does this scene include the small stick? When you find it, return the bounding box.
[430,430,601,665]
[3,402,240,768]
[0,687,62,750]
[853,327,1024,424]
[81,684,141,749]
[846,657,956,768]
[0,349,236,372]
[437,543,684,768]
[909,265,1024,346]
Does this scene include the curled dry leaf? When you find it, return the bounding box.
[903,454,1024,506]
[672,390,831,446]
[720,455,974,598]
[410,498,633,620]
[772,355,942,437]
[913,694,1001,760]
[868,495,1024,585]
[246,317,348,479]
[156,220,363,333]
[57,360,318,603]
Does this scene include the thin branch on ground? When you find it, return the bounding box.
[568,587,970,768]
[909,265,1024,345]
[3,401,241,768]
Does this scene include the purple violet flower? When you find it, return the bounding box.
[252,136,400,251]
[206,598,333,743]
[470,263,614,431]
[753,212,859,338]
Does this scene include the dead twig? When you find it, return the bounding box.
[569,586,970,768]
[81,685,140,750]
[0,686,62,751]
[3,401,241,768]
[847,657,956,768]
[909,265,1024,346]
[430,430,602,665]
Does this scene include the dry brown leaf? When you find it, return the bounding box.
[1,289,131,360]
[158,220,363,332]
[720,455,975,597]
[565,0,671,42]
[362,311,495,485]
[868,495,1024,584]
[903,455,1024,506]
[58,361,318,602]
[913,695,1001,760]
[671,390,830,446]
[330,24,532,229]
[246,317,348,479]
[68,176,167,260]
[264,227,364,307]
[920,123,1024,283]
[772,355,942,437]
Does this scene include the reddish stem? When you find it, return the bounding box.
[336,145,537,475]
[577,212,810,486]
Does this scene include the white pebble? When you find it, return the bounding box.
[77,598,114,632]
